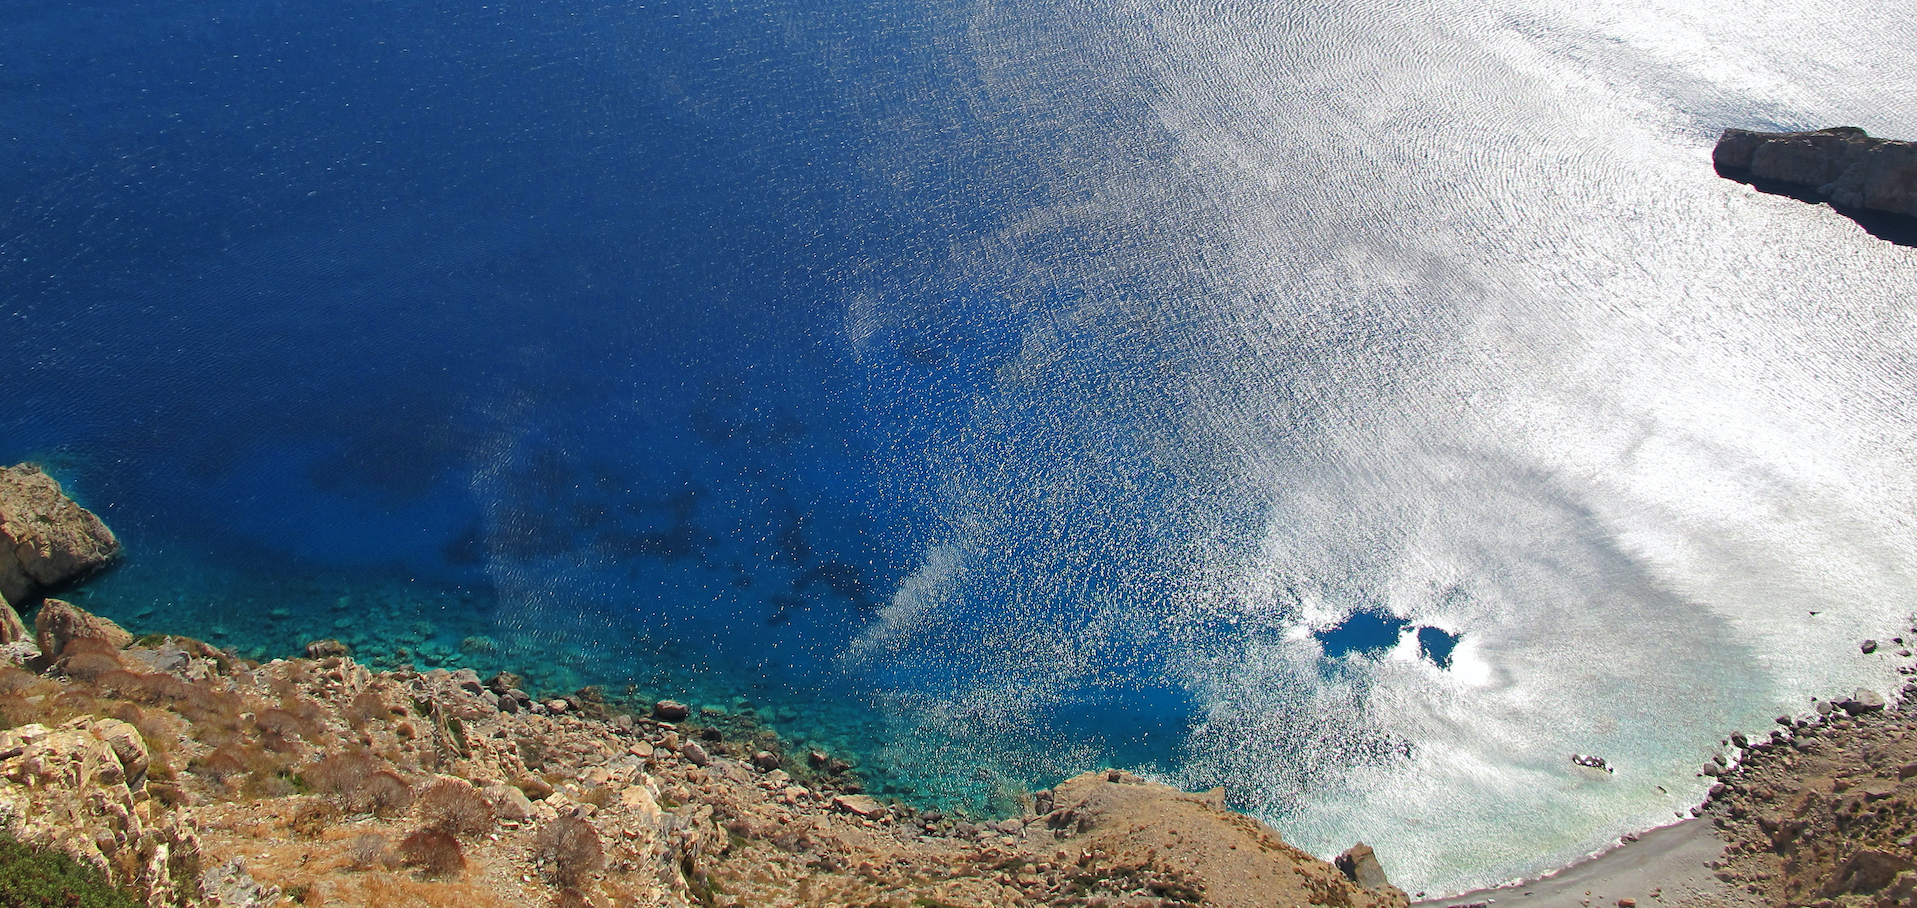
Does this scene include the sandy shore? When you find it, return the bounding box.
[1418,819,1754,908]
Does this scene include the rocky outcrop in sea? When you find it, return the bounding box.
[1713,127,1917,219]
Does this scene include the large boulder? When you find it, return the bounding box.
[1714,127,1917,219]
[33,598,132,663]
[0,464,120,605]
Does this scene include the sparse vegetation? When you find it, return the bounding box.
[345,833,393,871]
[533,816,604,887]
[416,777,494,837]
[399,828,465,878]
[0,833,142,908]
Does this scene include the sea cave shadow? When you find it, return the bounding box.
[1715,165,1917,248]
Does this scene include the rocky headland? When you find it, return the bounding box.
[1713,127,1917,220]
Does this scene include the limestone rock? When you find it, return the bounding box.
[33,598,131,663]
[1714,127,1917,219]
[0,464,121,604]
[0,717,200,906]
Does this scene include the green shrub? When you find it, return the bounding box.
[0,833,142,908]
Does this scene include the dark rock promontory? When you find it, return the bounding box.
[1714,126,1917,219]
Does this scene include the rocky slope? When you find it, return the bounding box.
[1691,675,1917,908]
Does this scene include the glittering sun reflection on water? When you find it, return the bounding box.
[843,0,1917,893]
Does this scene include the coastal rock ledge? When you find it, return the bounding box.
[1713,126,1917,218]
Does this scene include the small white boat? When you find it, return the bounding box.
[1571,753,1614,774]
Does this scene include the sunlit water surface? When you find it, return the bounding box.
[5,0,1917,894]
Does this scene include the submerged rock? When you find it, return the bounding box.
[304,638,352,659]
[652,699,690,722]
[0,463,121,605]
[1714,127,1917,219]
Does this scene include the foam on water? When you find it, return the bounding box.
[6,0,1917,895]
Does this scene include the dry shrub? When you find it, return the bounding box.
[175,684,244,725]
[549,889,593,908]
[0,667,38,694]
[415,778,494,837]
[359,770,413,817]
[255,708,312,740]
[140,672,192,704]
[107,701,144,725]
[59,651,122,681]
[346,690,389,728]
[0,693,38,726]
[304,751,376,799]
[290,799,340,839]
[533,816,604,887]
[96,670,149,700]
[50,687,98,715]
[576,785,614,808]
[193,745,250,782]
[345,833,392,871]
[398,828,464,878]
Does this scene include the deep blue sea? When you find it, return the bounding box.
[6,0,1917,893]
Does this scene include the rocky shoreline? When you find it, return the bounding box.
[0,463,1415,908]
[10,459,1917,908]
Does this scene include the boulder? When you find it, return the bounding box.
[33,598,131,663]
[653,699,691,722]
[486,671,525,695]
[832,794,887,819]
[1337,842,1395,892]
[1842,689,1887,714]
[0,464,121,604]
[679,741,710,766]
[482,782,536,822]
[1714,127,1917,219]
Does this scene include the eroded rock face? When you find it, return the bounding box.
[1714,127,1917,219]
[0,464,121,605]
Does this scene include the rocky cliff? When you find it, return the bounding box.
[1713,127,1917,219]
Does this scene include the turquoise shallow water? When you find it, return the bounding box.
[7,0,1917,895]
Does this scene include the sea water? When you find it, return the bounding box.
[5,0,1917,895]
